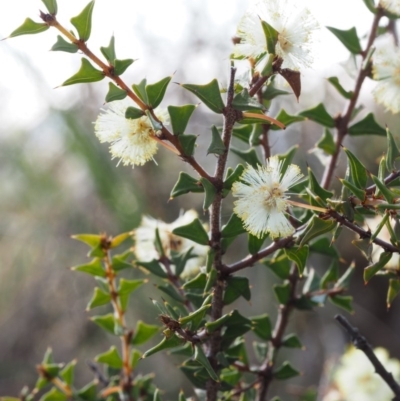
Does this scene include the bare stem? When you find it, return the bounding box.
[206,66,237,401]
[335,314,400,401]
[321,8,384,189]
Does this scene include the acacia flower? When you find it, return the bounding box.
[232,157,304,239]
[323,346,400,401]
[133,210,208,277]
[372,43,400,114]
[380,0,400,16]
[94,100,170,167]
[232,0,320,70]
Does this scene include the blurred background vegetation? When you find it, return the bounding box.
[1,1,399,399]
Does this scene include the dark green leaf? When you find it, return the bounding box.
[76,381,97,401]
[274,282,291,305]
[194,344,219,381]
[348,113,386,136]
[386,127,400,171]
[250,314,272,340]
[181,79,225,114]
[308,168,334,203]
[221,213,246,238]
[200,177,216,210]
[335,263,355,289]
[224,164,245,190]
[362,0,377,13]
[232,89,264,111]
[270,109,305,131]
[172,218,209,246]
[9,18,49,37]
[261,19,278,54]
[364,251,392,283]
[282,334,303,348]
[119,278,145,296]
[40,388,67,401]
[70,1,95,41]
[276,145,299,176]
[86,287,111,310]
[132,79,149,103]
[207,125,226,155]
[170,172,203,199]
[41,0,58,15]
[329,295,353,313]
[131,321,159,345]
[320,260,339,289]
[265,253,291,279]
[285,246,309,276]
[274,361,300,380]
[106,82,126,102]
[387,279,400,308]
[130,349,141,369]
[231,147,261,168]
[125,106,145,119]
[142,333,185,358]
[136,259,167,278]
[62,58,104,86]
[113,58,134,76]
[299,216,337,247]
[100,36,116,63]
[90,314,115,334]
[95,346,123,369]
[326,26,362,54]
[341,178,366,201]
[146,76,172,108]
[248,233,267,255]
[60,360,76,386]
[232,124,253,143]
[178,135,197,156]
[156,283,185,303]
[204,268,218,294]
[51,35,78,53]
[310,237,338,258]
[72,258,105,277]
[179,304,211,329]
[205,313,232,333]
[180,360,209,389]
[316,128,336,155]
[299,103,335,128]
[253,342,268,362]
[145,109,162,131]
[223,276,251,304]
[371,175,396,203]
[263,75,290,100]
[168,104,196,135]
[327,76,353,99]
[182,273,207,290]
[343,148,368,189]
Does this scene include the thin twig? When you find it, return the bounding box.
[335,314,400,401]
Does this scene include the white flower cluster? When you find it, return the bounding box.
[94,100,169,167]
[380,0,400,16]
[323,346,400,401]
[232,157,303,239]
[232,0,320,70]
[372,42,400,114]
[133,210,208,277]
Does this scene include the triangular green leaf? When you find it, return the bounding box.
[131,321,159,345]
[136,259,168,278]
[386,127,400,171]
[41,0,58,15]
[232,89,264,111]
[132,79,149,104]
[343,148,368,189]
[285,246,309,276]
[316,128,336,155]
[51,35,78,53]
[274,361,300,380]
[250,314,272,340]
[299,103,335,128]
[348,113,386,136]
[113,58,134,76]
[168,104,197,135]
[231,147,261,168]
[178,134,197,156]
[364,251,392,283]
[90,313,115,334]
[125,106,145,120]
[221,213,246,238]
[270,109,305,131]
[95,346,123,369]
[327,76,353,99]
[62,58,104,86]
[100,36,116,64]
[172,218,209,246]
[260,19,279,54]
[142,333,185,358]
[86,287,111,310]
[327,26,362,54]
[72,258,105,277]
[199,177,216,210]
[170,172,203,198]
[194,344,219,382]
[299,216,337,247]
[387,279,400,308]
[329,295,353,313]
[9,18,49,37]
[70,1,95,41]
[207,125,226,155]
[146,76,172,108]
[181,79,225,114]
[223,276,251,304]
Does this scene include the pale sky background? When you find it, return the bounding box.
[0,0,379,133]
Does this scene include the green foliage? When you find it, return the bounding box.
[9,18,49,37]
[51,35,78,53]
[326,26,362,54]
[172,218,209,245]
[168,104,197,135]
[41,0,58,15]
[181,80,225,113]
[348,113,386,136]
[62,58,104,86]
[299,103,335,128]
[70,1,95,41]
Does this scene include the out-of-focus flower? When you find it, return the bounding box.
[94,100,169,167]
[372,43,400,114]
[322,346,400,401]
[232,157,303,239]
[133,210,208,277]
[380,0,400,16]
[232,0,320,70]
